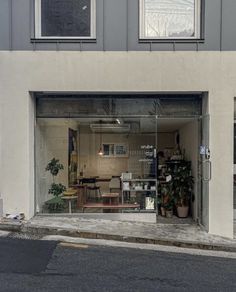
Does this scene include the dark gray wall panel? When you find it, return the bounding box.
[0,0,10,50]
[0,0,236,51]
[199,0,221,51]
[222,0,236,50]
[12,0,32,50]
[103,0,127,51]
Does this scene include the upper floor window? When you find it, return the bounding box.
[35,0,96,39]
[139,0,201,40]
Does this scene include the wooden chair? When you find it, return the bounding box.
[109,177,121,192]
[81,178,101,201]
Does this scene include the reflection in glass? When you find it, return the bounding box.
[143,0,195,38]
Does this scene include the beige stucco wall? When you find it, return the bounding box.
[0,51,235,237]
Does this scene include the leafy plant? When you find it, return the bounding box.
[159,182,175,211]
[45,158,66,211]
[163,197,175,211]
[45,158,64,179]
[45,196,65,212]
[172,164,194,207]
[48,183,66,197]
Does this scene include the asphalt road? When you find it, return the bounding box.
[0,237,236,292]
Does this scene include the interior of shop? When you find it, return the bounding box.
[36,115,199,219]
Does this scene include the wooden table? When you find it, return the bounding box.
[78,177,111,184]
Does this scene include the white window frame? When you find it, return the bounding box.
[35,0,96,39]
[102,143,129,158]
[139,0,201,40]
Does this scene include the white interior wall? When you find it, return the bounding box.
[36,121,78,211]
[179,120,199,220]
[79,125,175,178]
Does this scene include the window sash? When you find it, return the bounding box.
[139,0,201,40]
[35,0,96,39]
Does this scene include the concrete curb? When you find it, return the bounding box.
[0,221,22,232]
[1,221,236,252]
[19,223,236,253]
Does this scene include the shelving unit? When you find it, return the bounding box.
[121,178,158,218]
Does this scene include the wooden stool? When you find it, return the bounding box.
[62,189,78,213]
[101,193,119,205]
[101,193,119,213]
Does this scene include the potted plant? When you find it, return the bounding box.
[172,164,194,218]
[45,158,66,212]
[159,181,174,217]
[163,196,175,218]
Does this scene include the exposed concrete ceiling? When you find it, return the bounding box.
[37,117,197,133]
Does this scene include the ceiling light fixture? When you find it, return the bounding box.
[98,120,103,156]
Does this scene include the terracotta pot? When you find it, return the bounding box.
[177,206,189,218]
[165,209,173,218]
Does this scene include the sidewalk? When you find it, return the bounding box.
[1,214,236,252]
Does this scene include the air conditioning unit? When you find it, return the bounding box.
[90,123,130,133]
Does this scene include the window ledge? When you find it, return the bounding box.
[31,38,97,44]
[139,39,205,44]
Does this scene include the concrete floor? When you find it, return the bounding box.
[39,213,194,224]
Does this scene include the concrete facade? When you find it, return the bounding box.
[0,51,235,238]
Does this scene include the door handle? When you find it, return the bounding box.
[203,160,212,181]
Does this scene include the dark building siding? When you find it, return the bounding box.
[0,0,235,51]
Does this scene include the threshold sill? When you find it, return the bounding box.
[31,38,97,44]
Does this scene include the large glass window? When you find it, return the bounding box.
[139,0,201,39]
[35,0,96,39]
[35,96,201,216]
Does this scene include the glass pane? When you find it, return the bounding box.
[35,116,158,213]
[234,124,236,164]
[144,0,195,38]
[41,0,91,37]
[36,95,202,118]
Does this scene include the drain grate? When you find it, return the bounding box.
[8,232,43,240]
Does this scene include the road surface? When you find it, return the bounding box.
[0,236,235,291]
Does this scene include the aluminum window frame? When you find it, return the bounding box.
[34,0,96,39]
[139,0,202,40]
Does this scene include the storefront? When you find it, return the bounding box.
[35,93,208,223]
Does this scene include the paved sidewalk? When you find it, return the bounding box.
[20,214,236,251]
[1,214,236,251]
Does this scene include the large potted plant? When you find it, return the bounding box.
[45,158,66,212]
[172,164,194,218]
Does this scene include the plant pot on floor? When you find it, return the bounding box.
[165,209,173,218]
[177,206,189,218]
[160,206,166,217]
